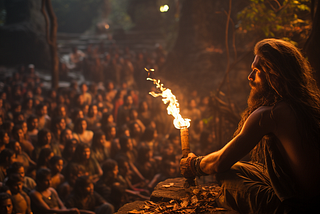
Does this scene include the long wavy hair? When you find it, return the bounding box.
[234,38,320,163]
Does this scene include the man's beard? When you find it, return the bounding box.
[247,80,272,109]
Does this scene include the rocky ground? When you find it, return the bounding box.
[116,177,239,214]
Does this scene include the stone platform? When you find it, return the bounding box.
[115,177,238,214]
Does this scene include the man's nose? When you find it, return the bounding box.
[248,70,255,81]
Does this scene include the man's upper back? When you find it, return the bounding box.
[259,102,320,198]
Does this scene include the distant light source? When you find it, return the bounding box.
[160,5,169,12]
[104,24,110,29]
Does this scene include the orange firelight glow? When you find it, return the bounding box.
[147,71,190,129]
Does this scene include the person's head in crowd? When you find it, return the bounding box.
[0,130,10,148]
[0,185,11,195]
[137,144,153,164]
[37,129,52,147]
[116,156,130,177]
[10,101,21,114]
[12,85,22,101]
[22,98,33,111]
[73,118,87,134]
[101,112,114,126]
[57,94,65,105]
[0,91,7,101]
[51,117,66,134]
[87,104,98,118]
[71,108,84,124]
[12,112,25,124]
[118,125,130,138]
[37,148,54,169]
[56,105,67,119]
[0,116,3,127]
[139,100,149,113]
[3,121,14,138]
[123,95,133,107]
[35,168,51,190]
[72,143,91,163]
[43,98,56,117]
[49,156,64,175]
[33,85,42,97]
[48,89,57,100]
[33,98,41,107]
[64,163,85,187]
[105,125,117,141]
[119,135,133,152]
[80,83,88,94]
[95,93,103,104]
[60,128,73,145]
[0,149,16,169]
[0,98,3,109]
[0,192,13,214]
[27,115,38,132]
[161,142,175,163]
[101,159,118,184]
[15,120,28,136]
[5,173,24,195]
[114,90,124,102]
[24,88,34,100]
[128,122,142,140]
[35,103,47,117]
[7,140,22,157]
[81,104,89,117]
[141,127,157,142]
[11,126,24,143]
[128,108,139,121]
[91,131,106,150]
[62,138,78,162]
[73,175,94,198]
[106,81,115,92]
[7,162,25,180]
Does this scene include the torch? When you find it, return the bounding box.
[146,72,196,187]
[180,126,196,187]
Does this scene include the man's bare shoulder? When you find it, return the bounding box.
[255,101,294,119]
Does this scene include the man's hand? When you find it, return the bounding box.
[180,153,209,178]
[180,153,197,178]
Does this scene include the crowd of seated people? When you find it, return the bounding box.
[0,43,214,214]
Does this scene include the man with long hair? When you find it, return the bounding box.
[180,38,320,213]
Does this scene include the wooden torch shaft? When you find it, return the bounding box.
[180,127,190,158]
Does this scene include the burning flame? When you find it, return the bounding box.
[146,69,190,129]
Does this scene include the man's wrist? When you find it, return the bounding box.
[192,156,209,177]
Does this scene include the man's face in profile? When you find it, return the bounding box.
[247,55,269,107]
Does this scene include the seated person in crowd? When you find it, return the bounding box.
[29,168,80,214]
[65,176,114,214]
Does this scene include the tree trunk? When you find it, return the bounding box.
[41,0,59,89]
[304,0,320,88]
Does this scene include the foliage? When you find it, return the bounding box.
[237,0,312,43]
[52,0,104,33]
[109,0,134,31]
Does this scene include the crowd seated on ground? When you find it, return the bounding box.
[0,42,213,213]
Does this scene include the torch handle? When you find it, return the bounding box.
[180,127,190,158]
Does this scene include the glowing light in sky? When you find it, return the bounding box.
[160,5,169,13]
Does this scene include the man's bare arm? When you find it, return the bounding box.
[200,106,275,174]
